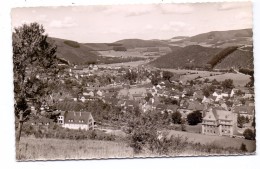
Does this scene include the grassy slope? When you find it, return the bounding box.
[168,130,256,152]
[173,29,252,47]
[17,137,133,161]
[17,130,255,161]
[49,37,100,65]
[149,45,222,68]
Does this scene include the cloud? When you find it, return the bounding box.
[144,24,153,30]
[158,4,194,14]
[71,6,109,13]
[125,6,154,17]
[160,21,187,32]
[101,5,155,17]
[49,16,77,28]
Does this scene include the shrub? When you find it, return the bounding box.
[243,129,255,140]
[187,111,202,125]
[171,111,182,124]
[237,114,246,128]
[240,143,247,152]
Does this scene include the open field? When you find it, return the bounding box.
[168,130,256,152]
[185,124,202,133]
[162,68,251,86]
[98,50,144,58]
[204,73,251,87]
[17,130,254,161]
[99,60,150,68]
[17,137,134,161]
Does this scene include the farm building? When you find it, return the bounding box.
[202,108,236,136]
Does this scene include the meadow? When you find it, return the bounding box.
[17,130,255,161]
[167,130,256,152]
[98,50,143,58]
[162,68,250,87]
[16,137,134,161]
[205,73,251,87]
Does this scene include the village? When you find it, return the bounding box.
[22,61,255,142]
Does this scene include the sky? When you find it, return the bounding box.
[11,2,253,43]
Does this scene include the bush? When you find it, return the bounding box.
[21,124,117,141]
[171,111,182,124]
[113,46,127,51]
[240,143,247,152]
[187,111,202,125]
[243,129,255,140]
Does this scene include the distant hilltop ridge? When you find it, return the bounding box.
[49,28,253,67]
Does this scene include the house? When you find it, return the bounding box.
[166,105,179,113]
[193,90,204,100]
[178,101,204,119]
[233,105,255,119]
[57,111,95,130]
[55,101,95,130]
[156,104,167,112]
[202,108,236,136]
[28,115,54,127]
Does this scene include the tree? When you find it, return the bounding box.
[202,85,215,97]
[221,79,234,89]
[202,87,210,97]
[211,79,220,85]
[235,89,245,96]
[237,114,246,128]
[240,143,247,152]
[243,129,255,140]
[252,116,255,127]
[187,111,202,125]
[151,76,159,86]
[13,23,58,143]
[124,69,137,84]
[145,92,153,102]
[162,71,173,82]
[171,111,182,124]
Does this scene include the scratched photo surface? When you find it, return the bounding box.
[12,2,255,161]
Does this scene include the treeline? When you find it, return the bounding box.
[21,123,117,141]
[64,40,80,48]
[207,46,238,68]
[57,57,69,65]
[239,68,254,76]
[113,46,127,51]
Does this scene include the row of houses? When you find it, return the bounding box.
[27,101,96,131]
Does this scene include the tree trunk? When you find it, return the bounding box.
[16,112,24,143]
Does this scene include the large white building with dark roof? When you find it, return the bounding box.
[202,108,236,136]
[55,101,95,130]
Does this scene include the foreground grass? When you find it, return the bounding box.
[17,137,134,161]
[17,133,255,161]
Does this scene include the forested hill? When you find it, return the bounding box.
[149,45,253,70]
[49,37,100,65]
[169,28,253,48]
[149,45,222,69]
